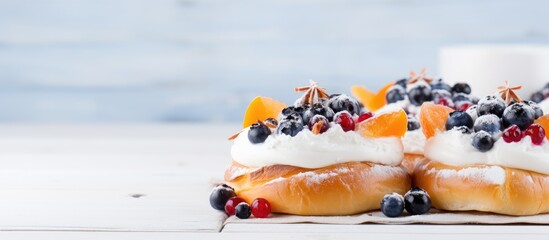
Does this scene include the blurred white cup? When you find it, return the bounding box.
[439,45,549,98]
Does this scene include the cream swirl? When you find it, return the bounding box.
[403,130,426,155]
[425,129,549,175]
[231,124,404,169]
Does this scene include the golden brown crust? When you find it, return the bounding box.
[401,153,426,175]
[413,159,549,216]
[225,161,411,216]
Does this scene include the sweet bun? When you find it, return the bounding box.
[413,159,549,216]
[225,161,411,216]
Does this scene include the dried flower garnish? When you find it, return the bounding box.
[497,80,523,105]
[294,80,329,105]
[407,68,433,85]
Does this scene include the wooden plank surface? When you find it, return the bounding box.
[0,124,236,232]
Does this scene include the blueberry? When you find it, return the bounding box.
[380,193,405,218]
[445,111,474,131]
[430,79,453,92]
[327,94,361,115]
[276,120,304,137]
[395,78,408,88]
[248,122,271,144]
[531,91,545,103]
[472,130,494,152]
[302,103,335,123]
[452,93,471,104]
[407,116,420,131]
[404,187,431,215]
[209,185,236,211]
[473,114,502,135]
[502,102,535,130]
[431,89,452,103]
[235,202,252,219]
[452,83,472,94]
[279,106,306,123]
[407,84,432,106]
[526,101,544,119]
[477,95,506,118]
[385,85,407,104]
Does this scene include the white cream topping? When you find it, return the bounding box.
[403,130,426,155]
[231,124,404,169]
[425,130,549,175]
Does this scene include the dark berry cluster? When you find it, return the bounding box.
[445,95,545,152]
[387,78,476,132]
[530,83,549,103]
[380,187,431,217]
[209,184,272,219]
[248,94,373,144]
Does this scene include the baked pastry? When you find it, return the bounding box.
[225,81,410,216]
[414,81,549,216]
[351,69,477,174]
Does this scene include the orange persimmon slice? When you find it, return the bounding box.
[351,82,394,112]
[243,96,286,128]
[419,102,454,139]
[357,108,407,138]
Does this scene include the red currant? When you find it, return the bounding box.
[456,102,472,112]
[224,197,246,216]
[502,125,522,143]
[436,98,453,108]
[334,111,355,132]
[357,112,374,123]
[524,124,546,145]
[251,198,271,218]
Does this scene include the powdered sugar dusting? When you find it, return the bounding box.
[368,164,405,178]
[296,171,338,186]
[264,177,287,185]
[427,166,506,185]
[228,166,260,180]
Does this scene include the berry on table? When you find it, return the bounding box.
[404,187,431,215]
[327,94,361,115]
[472,130,494,152]
[334,111,355,132]
[357,112,374,123]
[302,103,335,123]
[276,120,304,137]
[445,111,474,131]
[209,185,236,211]
[307,115,330,134]
[381,193,405,218]
[407,83,433,106]
[524,124,546,145]
[502,102,535,130]
[452,83,472,94]
[251,198,271,218]
[235,202,252,219]
[385,85,407,104]
[248,122,272,144]
[225,197,246,216]
[473,114,502,135]
[477,95,506,118]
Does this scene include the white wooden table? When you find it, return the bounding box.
[1,124,548,239]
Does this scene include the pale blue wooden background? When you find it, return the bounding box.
[0,0,548,122]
